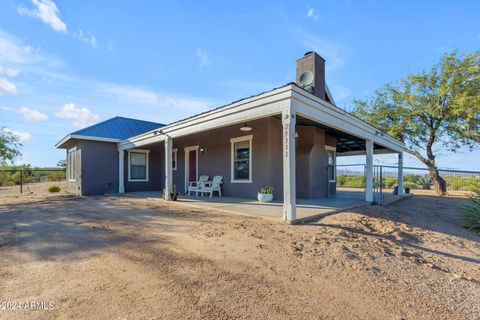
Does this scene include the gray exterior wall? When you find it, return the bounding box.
[124,144,164,193]
[137,116,335,200]
[295,127,337,199]
[81,141,119,195]
[66,140,119,196]
[67,116,337,199]
[170,117,284,199]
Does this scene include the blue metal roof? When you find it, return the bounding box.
[72,116,163,140]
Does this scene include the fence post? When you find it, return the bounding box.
[379,166,383,204]
[20,169,23,194]
[365,139,374,202]
[397,153,404,195]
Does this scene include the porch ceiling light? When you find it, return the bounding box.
[240,123,252,132]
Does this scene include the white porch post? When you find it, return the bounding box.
[164,135,173,200]
[118,148,125,194]
[397,152,404,195]
[365,139,374,202]
[282,109,296,222]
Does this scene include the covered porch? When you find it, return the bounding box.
[117,84,405,223]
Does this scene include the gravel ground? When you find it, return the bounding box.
[0,195,479,319]
[0,181,68,197]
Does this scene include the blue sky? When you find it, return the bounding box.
[0,0,479,169]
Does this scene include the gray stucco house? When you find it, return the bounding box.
[56,52,405,222]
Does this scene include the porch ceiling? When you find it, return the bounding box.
[282,115,391,154]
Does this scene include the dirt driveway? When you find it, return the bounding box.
[0,195,479,319]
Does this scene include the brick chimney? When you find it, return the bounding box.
[296,51,326,100]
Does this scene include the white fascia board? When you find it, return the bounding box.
[70,135,121,143]
[337,148,397,157]
[291,87,404,153]
[166,98,290,139]
[55,134,121,148]
[325,83,336,106]
[55,134,72,148]
[119,133,165,150]
[119,85,294,150]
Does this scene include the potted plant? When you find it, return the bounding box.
[257,186,274,202]
[171,184,178,201]
[163,185,178,201]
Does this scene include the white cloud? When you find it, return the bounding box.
[0,66,19,77]
[103,85,158,105]
[0,30,63,72]
[196,48,213,68]
[302,34,349,72]
[0,31,36,64]
[2,127,31,142]
[17,0,67,33]
[0,77,17,95]
[55,103,99,127]
[74,30,97,48]
[307,7,319,21]
[102,84,212,112]
[19,106,49,122]
[296,29,353,105]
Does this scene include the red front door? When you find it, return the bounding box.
[189,151,197,183]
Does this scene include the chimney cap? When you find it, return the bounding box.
[296,51,326,61]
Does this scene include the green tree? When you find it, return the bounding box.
[56,159,67,169]
[352,51,480,195]
[0,127,22,165]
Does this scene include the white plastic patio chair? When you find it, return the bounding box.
[188,175,209,196]
[201,175,223,198]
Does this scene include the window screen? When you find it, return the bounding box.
[233,140,250,180]
[68,148,76,181]
[327,149,336,181]
[130,152,147,180]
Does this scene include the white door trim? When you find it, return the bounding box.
[184,145,199,192]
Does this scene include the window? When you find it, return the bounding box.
[326,146,336,182]
[68,147,77,181]
[230,135,253,183]
[128,149,149,181]
[172,149,178,170]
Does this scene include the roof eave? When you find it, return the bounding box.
[55,134,121,149]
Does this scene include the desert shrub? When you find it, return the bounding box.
[444,175,479,191]
[48,185,61,193]
[340,175,365,188]
[336,175,347,186]
[383,177,397,188]
[403,174,418,184]
[462,181,480,230]
[10,171,22,185]
[48,171,66,181]
[415,174,431,189]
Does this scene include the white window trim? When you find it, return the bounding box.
[172,148,178,171]
[68,146,77,182]
[326,145,336,182]
[184,145,199,192]
[230,135,253,183]
[128,149,150,182]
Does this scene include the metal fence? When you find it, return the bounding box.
[0,169,66,196]
[335,164,479,204]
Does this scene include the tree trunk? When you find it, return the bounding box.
[428,166,447,195]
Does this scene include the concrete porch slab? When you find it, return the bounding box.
[124,190,376,223]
